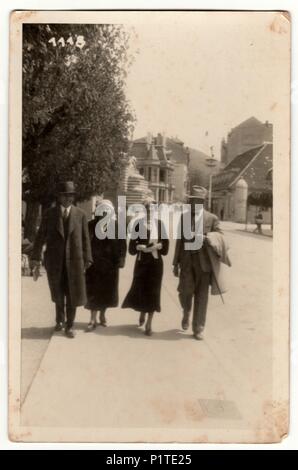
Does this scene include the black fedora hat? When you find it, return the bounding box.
[57,181,76,194]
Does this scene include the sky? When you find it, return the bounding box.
[125,11,290,159]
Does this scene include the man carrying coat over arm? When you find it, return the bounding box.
[173,186,223,341]
[31,181,93,338]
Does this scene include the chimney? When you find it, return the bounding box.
[156,132,167,148]
[146,132,152,150]
[156,133,163,146]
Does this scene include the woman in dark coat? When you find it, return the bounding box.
[122,198,169,336]
[85,200,127,331]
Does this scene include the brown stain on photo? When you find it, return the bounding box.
[270,102,278,111]
[151,398,178,424]
[12,398,21,414]
[184,399,204,422]
[278,287,284,297]
[11,10,37,24]
[9,431,32,442]
[256,400,289,442]
[268,14,289,35]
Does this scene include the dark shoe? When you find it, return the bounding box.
[193,332,204,341]
[85,322,96,332]
[65,328,75,338]
[54,323,63,332]
[181,313,190,330]
[139,312,146,326]
[145,328,152,336]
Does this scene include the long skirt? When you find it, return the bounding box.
[122,258,163,313]
[85,259,119,310]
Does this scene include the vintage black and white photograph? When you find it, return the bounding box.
[9,10,290,443]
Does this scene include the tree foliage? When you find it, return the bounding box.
[23,24,135,205]
[247,191,273,208]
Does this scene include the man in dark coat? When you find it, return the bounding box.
[31,181,93,338]
[173,186,221,340]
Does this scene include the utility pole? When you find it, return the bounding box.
[205,146,217,211]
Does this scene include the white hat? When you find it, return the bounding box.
[94,199,115,217]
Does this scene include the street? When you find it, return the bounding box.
[20,222,273,439]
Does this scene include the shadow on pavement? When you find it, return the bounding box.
[90,324,190,341]
[21,324,194,342]
[21,326,53,340]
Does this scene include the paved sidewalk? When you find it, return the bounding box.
[20,225,273,438]
[223,221,273,238]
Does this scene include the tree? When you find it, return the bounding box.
[247,191,273,208]
[247,190,273,230]
[23,24,135,238]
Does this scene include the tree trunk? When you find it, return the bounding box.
[24,200,40,242]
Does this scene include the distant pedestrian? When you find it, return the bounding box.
[85,200,127,331]
[253,209,263,234]
[122,196,169,336]
[31,181,93,338]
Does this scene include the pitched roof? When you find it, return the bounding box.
[133,137,147,144]
[130,135,188,164]
[165,137,189,164]
[212,143,271,190]
[232,116,263,130]
[224,144,264,172]
[130,141,149,160]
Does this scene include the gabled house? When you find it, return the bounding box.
[212,143,273,223]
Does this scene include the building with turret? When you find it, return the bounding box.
[130,133,175,203]
[130,133,191,203]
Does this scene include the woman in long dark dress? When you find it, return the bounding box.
[85,200,127,331]
[122,199,169,336]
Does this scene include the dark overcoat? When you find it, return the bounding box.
[31,205,93,307]
[122,218,169,313]
[173,209,221,271]
[85,218,127,310]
